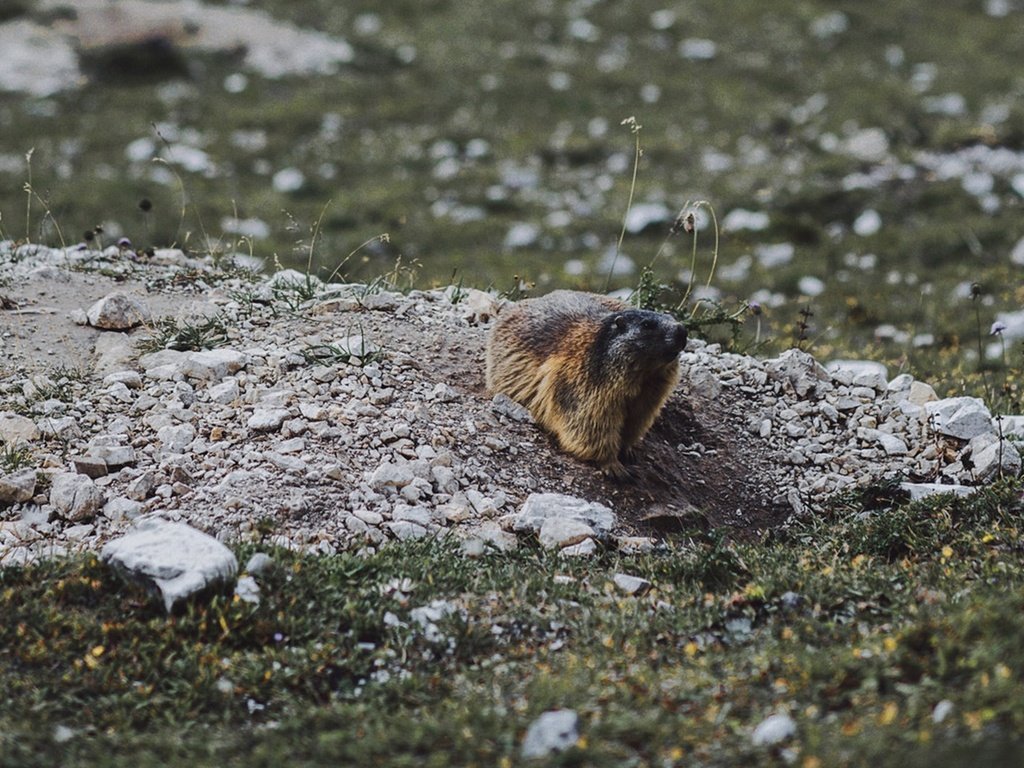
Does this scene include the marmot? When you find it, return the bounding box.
[485,290,688,478]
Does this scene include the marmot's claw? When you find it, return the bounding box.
[601,460,636,483]
[620,446,639,465]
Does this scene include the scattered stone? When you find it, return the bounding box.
[900,482,979,501]
[0,469,36,504]
[559,538,598,556]
[50,472,104,521]
[491,393,532,422]
[926,397,993,440]
[932,700,954,724]
[765,349,831,397]
[615,536,657,554]
[370,462,416,490]
[751,713,797,746]
[521,710,579,759]
[101,518,239,613]
[387,520,429,540]
[158,424,196,453]
[182,350,248,380]
[208,378,240,404]
[513,493,616,538]
[538,517,596,549]
[859,428,908,456]
[971,437,1022,482]
[0,413,40,444]
[612,573,652,596]
[127,470,157,501]
[245,552,274,575]
[234,575,261,605]
[247,408,291,432]
[102,497,144,521]
[86,292,151,330]
[71,456,109,479]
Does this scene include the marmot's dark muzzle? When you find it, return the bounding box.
[669,323,688,354]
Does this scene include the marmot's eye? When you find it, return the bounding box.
[641,318,657,331]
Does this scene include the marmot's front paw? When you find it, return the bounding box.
[600,460,636,483]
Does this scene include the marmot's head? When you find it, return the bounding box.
[596,309,688,371]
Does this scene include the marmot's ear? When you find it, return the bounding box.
[613,314,627,331]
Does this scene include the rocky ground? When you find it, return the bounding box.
[1,241,1021,565]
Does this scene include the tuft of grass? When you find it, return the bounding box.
[136,314,230,353]
[0,440,32,473]
[301,333,383,367]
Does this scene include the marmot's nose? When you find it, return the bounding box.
[671,323,688,352]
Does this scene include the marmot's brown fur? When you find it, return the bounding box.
[485,290,688,478]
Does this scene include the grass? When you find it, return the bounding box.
[4,480,1024,766]
[1,0,1022,387]
[135,314,231,354]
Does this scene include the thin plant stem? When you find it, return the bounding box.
[604,117,642,291]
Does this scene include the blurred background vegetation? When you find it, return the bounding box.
[1,0,1023,395]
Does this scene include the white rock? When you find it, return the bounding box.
[765,349,831,397]
[208,378,241,404]
[997,415,1024,438]
[183,350,248,380]
[234,575,261,605]
[899,483,979,501]
[853,209,882,236]
[387,520,428,540]
[93,332,136,375]
[932,699,955,724]
[102,497,144,521]
[538,518,596,549]
[521,710,579,758]
[908,381,938,405]
[157,424,196,453]
[87,443,137,468]
[459,522,518,554]
[86,292,151,330]
[751,713,797,746]
[247,408,291,432]
[925,397,993,440]
[612,573,652,596]
[513,493,616,538]
[973,439,1022,482]
[101,519,238,613]
[0,413,40,444]
[859,428,908,456]
[844,127,889,162]
[370,462,415,489]
[138,350,187,375]
[103,370,143,389]
[0,469,36,504]
[559,538,598,556]
[50,472,104,521]
[827,359,887,387]
[393,505,433,527]
[245,552,274,575]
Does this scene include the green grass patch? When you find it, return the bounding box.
[4,481,1024,765]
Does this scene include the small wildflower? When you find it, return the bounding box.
[990,321,1007,335]
[670,209,696,235]
[970,282,982,299]
[117,237,132,249]
[748,301,762,316]
[273,632,284,643]
[620,115,642,134]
